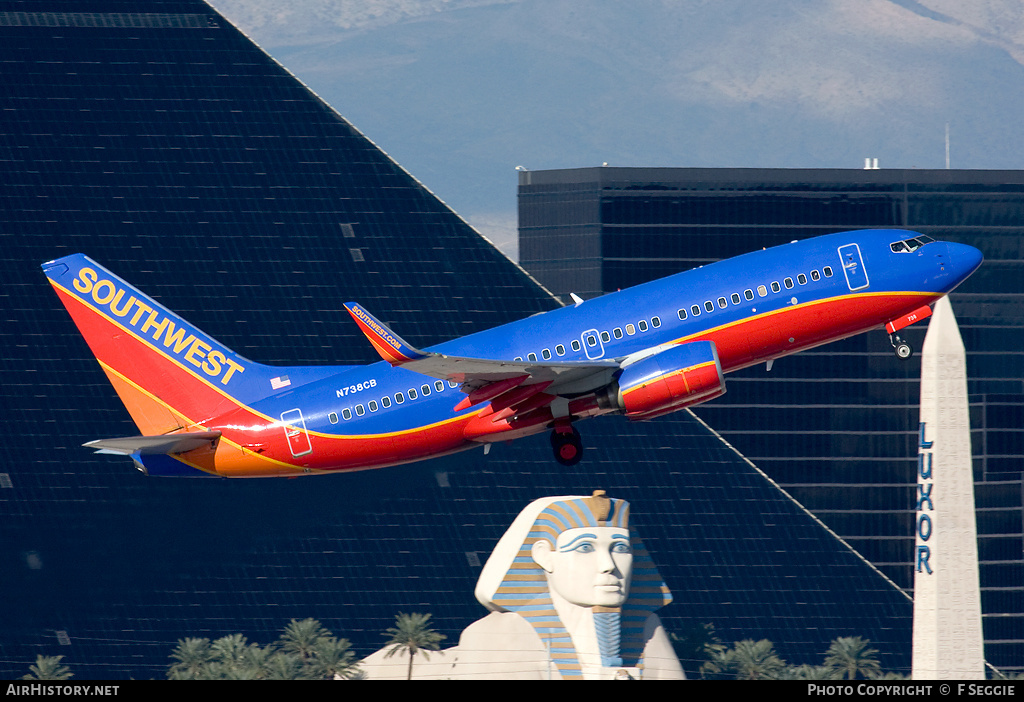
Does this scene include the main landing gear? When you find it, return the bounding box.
[890,333,913,360]
[551,423,583,466]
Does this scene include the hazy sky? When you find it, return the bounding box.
[209,1,1024,258]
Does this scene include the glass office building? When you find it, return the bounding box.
[0,0,989,678]
[520,166,1024,671]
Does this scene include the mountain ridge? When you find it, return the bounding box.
[209,0,1024,258]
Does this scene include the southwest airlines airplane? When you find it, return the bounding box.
[42,229,982,478]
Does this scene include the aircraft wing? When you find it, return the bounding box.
[344,302,619,396]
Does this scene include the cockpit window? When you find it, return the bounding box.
[890,235,935,253]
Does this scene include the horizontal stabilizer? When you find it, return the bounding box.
[84,431,221,456]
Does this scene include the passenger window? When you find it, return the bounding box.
[542,348,551,359]
[613,328,623,339]
[600,331,610,342]
[811,270,820,281]
[718,297,727,309]
[757,285,767,297]
[448,380,459,388]
[586,334,597,347]
[652,316,661,328]
[368,400,378,412]
[395,392,405,404]
[435,380,444,392]
[409,389,418,400]
[626,323,636,333]
[514,356,522,362]
[691,305,701,316]
[704,301,714,313]
[329,412,339,424]
[527,352,537,362]
[555,344,565,356]
[784,277,794,289]
[342,408,352,420]
[798,274,807,285]
[771,281,781,293]
[731,293,741,304]
[824,266,833,277]
[355,404,365,416]
[421,384,431,396]
[571,339,581,351]
[382,396,391,408]
[638,320,649,332]
[677,308,687,320]
[744,289,754,301]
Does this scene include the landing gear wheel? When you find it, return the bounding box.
[889,333,914,360]
[551,427,583,466]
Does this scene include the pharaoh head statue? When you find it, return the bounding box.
[475,491,672,677]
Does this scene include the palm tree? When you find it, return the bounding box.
[670,622,724,678]
[308,636,360,680]
[275,618,360,679]
[382,612,446,680]
[783,663,840,680]
[21,655,73,680]
[824,636,882,680]
[167,637,214,680]
[262,652,304,680]
[703,639,788,680]
[279,618,330,662]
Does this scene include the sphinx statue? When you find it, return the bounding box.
[360,490,684,680]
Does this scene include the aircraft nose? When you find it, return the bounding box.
[946,242,984,279]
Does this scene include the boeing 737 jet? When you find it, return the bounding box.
[42,229,982,477]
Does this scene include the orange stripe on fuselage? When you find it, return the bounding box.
[59,280,941,477]
[673,291,941,371]
[51,283,302,475]
[53,282,486,476]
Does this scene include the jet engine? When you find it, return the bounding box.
[614,340,726,420]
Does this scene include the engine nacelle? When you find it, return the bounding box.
[616,340,726,420]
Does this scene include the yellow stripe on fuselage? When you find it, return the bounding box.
[664,290,938,349]
[57,278,478,442]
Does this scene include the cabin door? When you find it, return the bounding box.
[838,243,870,291]
[581,328,605,359]
[280,408,313,458]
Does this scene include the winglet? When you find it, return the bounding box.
[344,303,428,365]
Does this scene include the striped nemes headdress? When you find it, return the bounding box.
[474,491,672,678]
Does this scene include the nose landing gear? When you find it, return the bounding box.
[550,423,583,466]
[885,305,932,360]
[890,333,914,360]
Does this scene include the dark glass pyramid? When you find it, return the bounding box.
[1,0,911,678]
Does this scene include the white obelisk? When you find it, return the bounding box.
[912,296,985,679]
